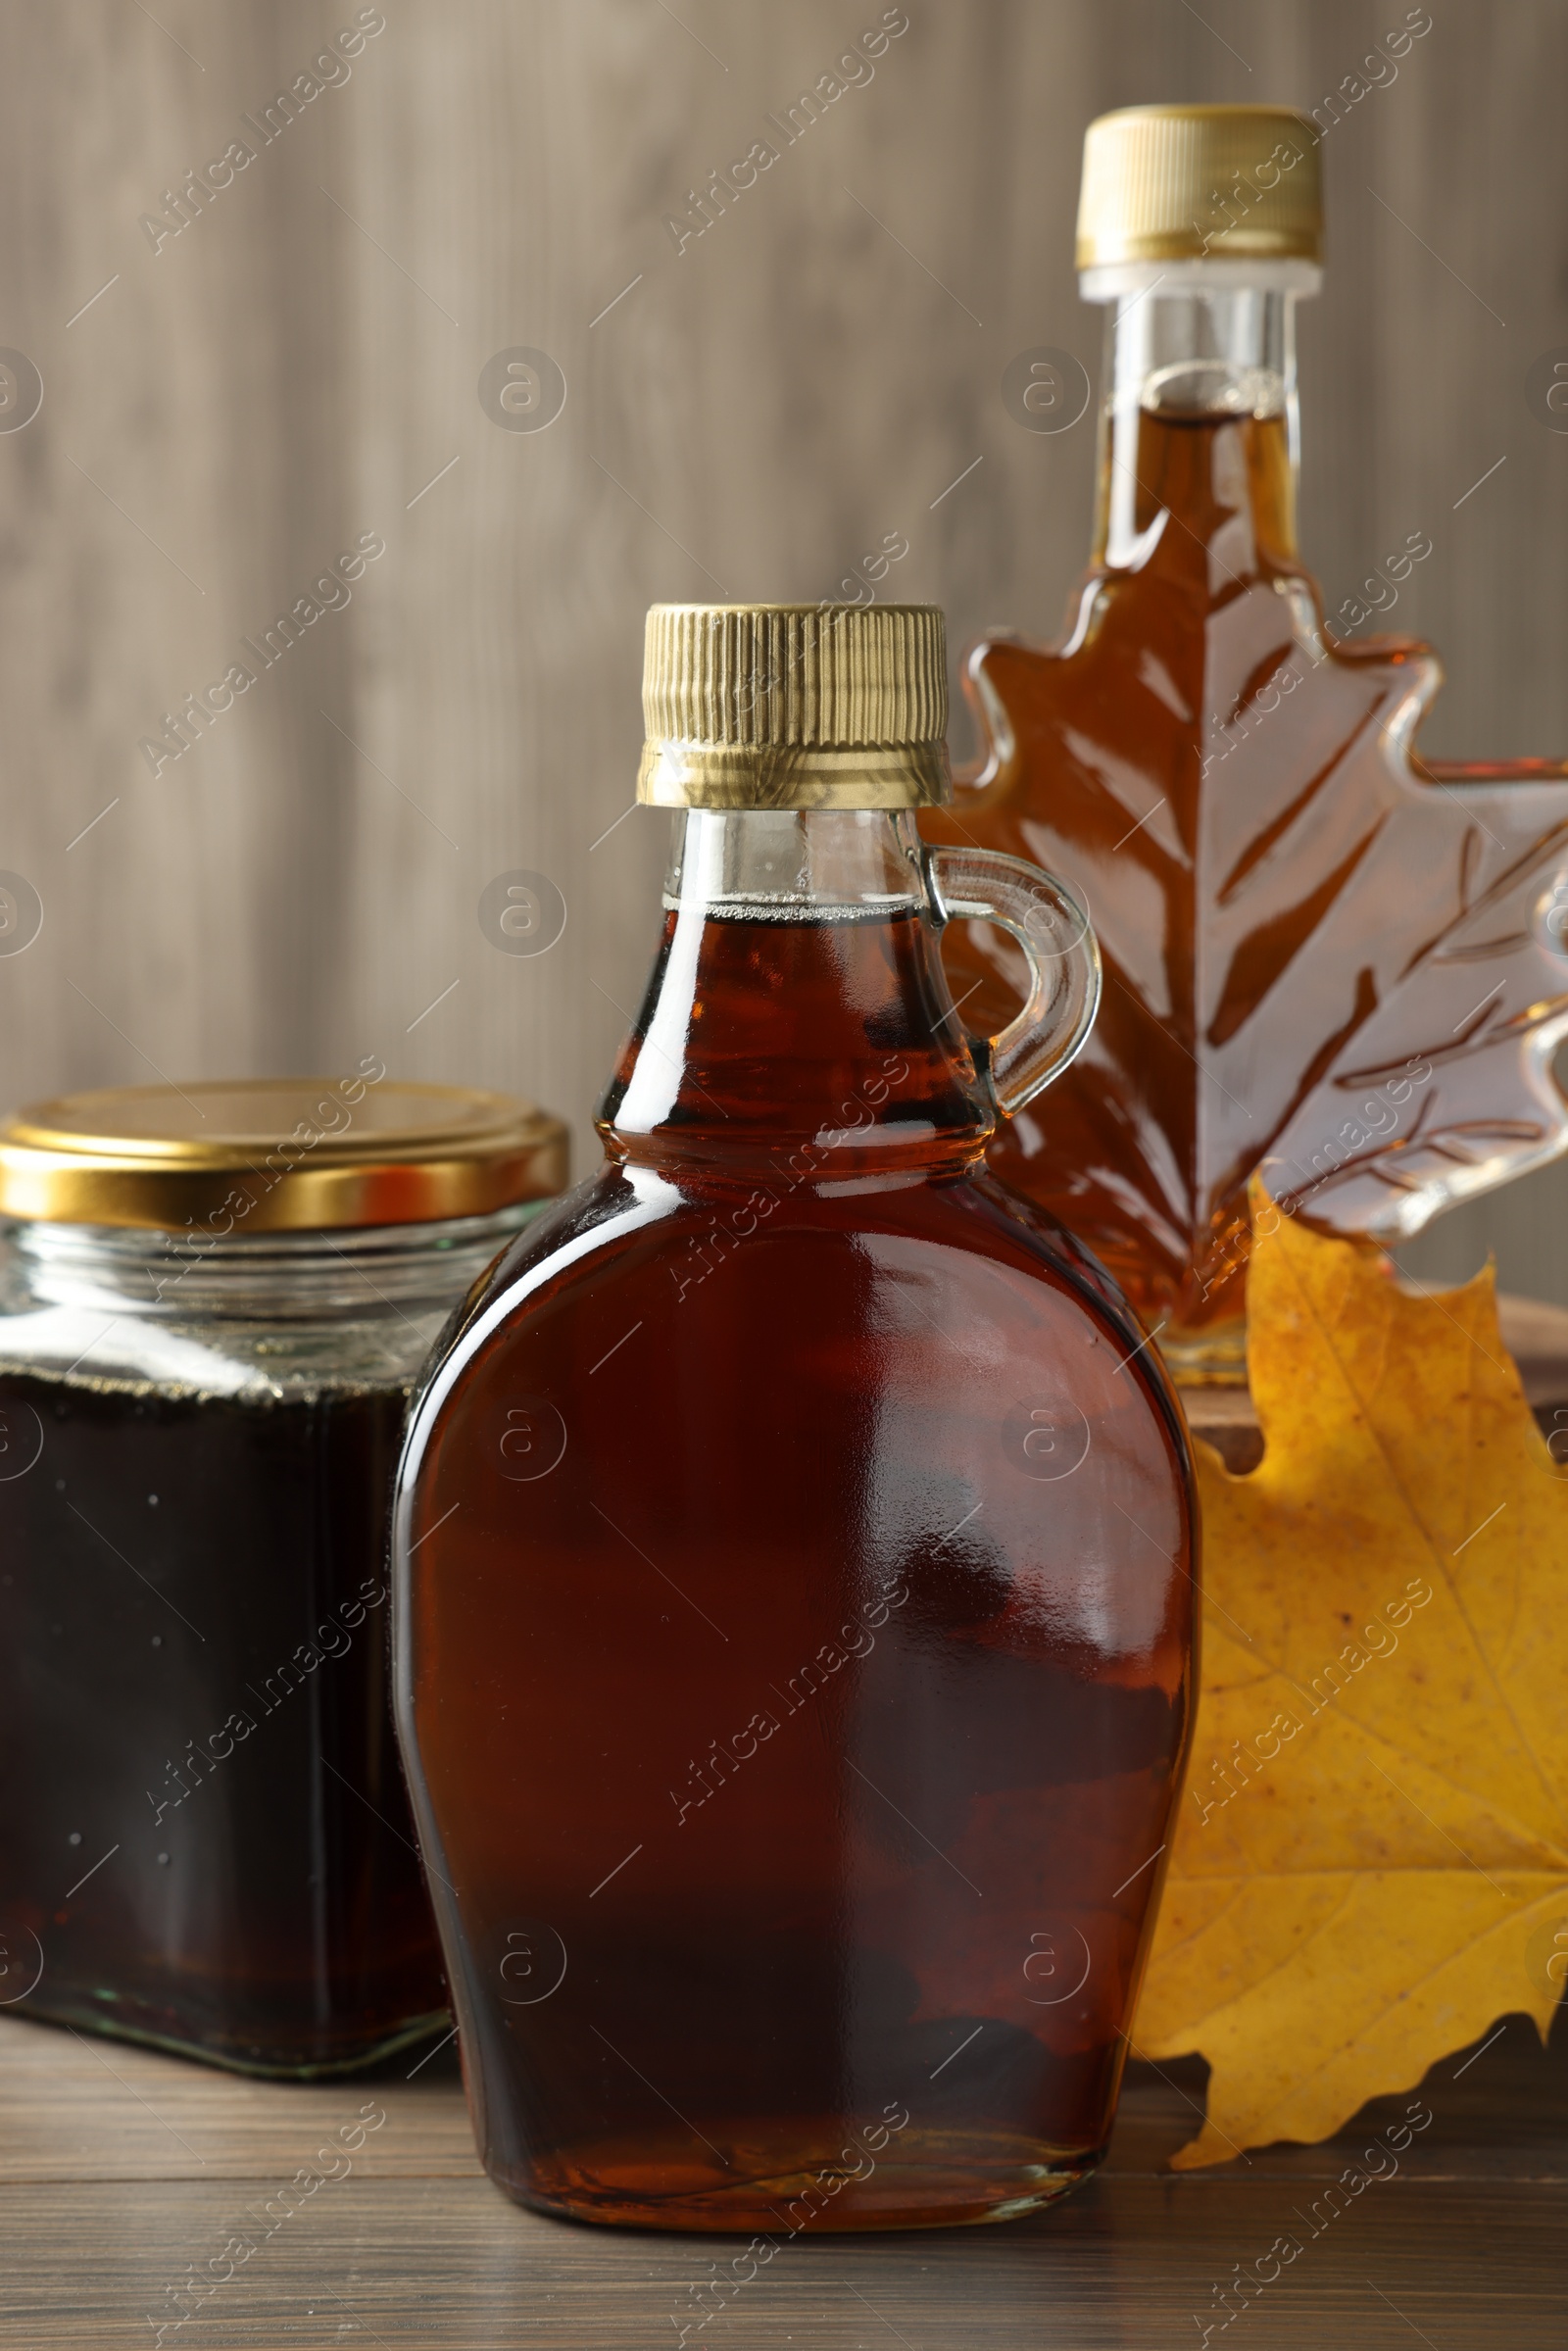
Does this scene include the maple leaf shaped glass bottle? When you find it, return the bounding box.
[391,604,1197,2232]
[924,105,1568,1380]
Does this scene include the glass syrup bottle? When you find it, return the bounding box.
[392,603,1197,2232]
[924,104,1568,1380]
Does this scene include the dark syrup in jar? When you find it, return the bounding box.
[0,1369,444,2074]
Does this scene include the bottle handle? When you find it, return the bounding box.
[924,845,1102,1120]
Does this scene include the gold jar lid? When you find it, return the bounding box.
[0,1079,568,1233]
[637,602,951,810]
[1076,104,1322,269]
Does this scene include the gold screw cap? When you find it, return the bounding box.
[0,1080,568,1231]
[1076,104,1322,270]
[637,603,951,810]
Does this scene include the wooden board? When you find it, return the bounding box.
[2,2004,1562,2346]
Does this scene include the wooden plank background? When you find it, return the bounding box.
[0,0,1564,1294]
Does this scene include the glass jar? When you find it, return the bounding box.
[0,1075,566,2075]
[393,606,1197,2231]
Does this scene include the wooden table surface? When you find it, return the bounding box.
[8,1293,1566,2348]
[3,2003,1563,2348]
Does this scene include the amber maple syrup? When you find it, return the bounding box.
[926,106,1568,1379]
[925,399,1326,1345]
[394,706,1197,2232]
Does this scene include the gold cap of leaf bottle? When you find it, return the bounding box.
[637,603,951,810]
[1076,104,1323,269]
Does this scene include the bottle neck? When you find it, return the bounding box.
[1087,264,1312,579]
[597,809,994,1182]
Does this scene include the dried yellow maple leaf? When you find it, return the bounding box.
[1136,1181,1568,2167]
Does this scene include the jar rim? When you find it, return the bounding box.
[2,1202,543,1333]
